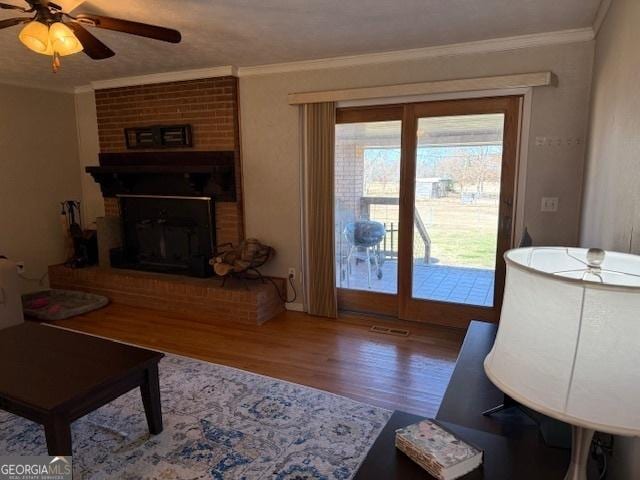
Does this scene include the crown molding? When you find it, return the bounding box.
[74,84,94,94]
[238,28,594,77]
[0,78,75,94]
[593,0,613,35]
[74,65,237,93]
[60,27,594,92]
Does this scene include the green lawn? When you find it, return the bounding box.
[416,197,498,268]
[371,196,499,269]
[421,227,496,268]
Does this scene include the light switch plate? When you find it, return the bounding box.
[541,197,559,212]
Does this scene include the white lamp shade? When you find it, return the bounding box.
[484,247,640,436]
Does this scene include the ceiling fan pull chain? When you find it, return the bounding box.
[52,51,61,73]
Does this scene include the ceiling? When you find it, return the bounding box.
[0,0,602,90]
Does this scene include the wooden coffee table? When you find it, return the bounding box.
[0,322,164,456]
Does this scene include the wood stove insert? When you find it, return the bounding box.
[86,151,237,278]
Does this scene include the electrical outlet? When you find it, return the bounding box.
[541,197,559,212]
[15,261,25,274]
[288,268,296,280]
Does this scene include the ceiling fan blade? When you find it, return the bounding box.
[66,22,115,60]
[75,14,181,43]
[0,2,27,12]
[0,16,29,29]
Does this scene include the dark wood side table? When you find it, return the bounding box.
[0,322,164,456]
[355,321,598,479]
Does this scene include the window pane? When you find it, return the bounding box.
[335,121,402,294]
[412,114,504,307]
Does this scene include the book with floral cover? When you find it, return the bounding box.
[395,419,483,480]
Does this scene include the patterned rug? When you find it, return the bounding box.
[0,354,391,479]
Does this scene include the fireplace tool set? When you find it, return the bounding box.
[60,200,97,268]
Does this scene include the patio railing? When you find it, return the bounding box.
[380,222,398,261]
[336,216,429,272]
[359,196,430,264]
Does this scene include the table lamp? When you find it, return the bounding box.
[484,247,640,480]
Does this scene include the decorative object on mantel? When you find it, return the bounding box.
[125,125,192,149]
[0,0,181,72]
[211,239,274,288]
[22,289,108,321]
[485,247,640,480]
[0,354,390,478]
[395,419,483,480]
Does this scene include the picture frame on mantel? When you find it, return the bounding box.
[125,124,193,149]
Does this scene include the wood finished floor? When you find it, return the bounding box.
[53,304,465,417]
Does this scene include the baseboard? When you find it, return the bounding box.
[285,302,305,312]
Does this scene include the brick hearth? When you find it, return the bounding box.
[49,265,285,325]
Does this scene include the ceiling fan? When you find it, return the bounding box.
[0,0,181,72]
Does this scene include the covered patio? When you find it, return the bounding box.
[334,113,503,310]
[338,260,495,307]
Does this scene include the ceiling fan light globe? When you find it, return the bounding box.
[18,21,50,54]
[49,22,83,56]
[43,38,53,56]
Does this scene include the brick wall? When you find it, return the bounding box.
[94,76,243,245]
[103,197,120,217]
[334,127,404,279]
[335,142,365,224]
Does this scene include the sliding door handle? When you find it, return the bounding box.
[500,216,512,234]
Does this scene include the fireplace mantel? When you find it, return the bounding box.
[86,151,236,201]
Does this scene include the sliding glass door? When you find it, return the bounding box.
[334,106,403,315]
[410,114,505,306]
[335,97,521,327]
[398,97,520,326]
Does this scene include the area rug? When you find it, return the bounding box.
[0,354,391,479]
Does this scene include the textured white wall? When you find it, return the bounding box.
[581,0,640,253]
[0,84,81,292]
[580,0,640,477]
[239,41,595,284]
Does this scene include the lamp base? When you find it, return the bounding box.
[564,426,594,480]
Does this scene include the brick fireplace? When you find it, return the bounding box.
[86,150,236,277]
[94,76,243,247]
[48,75,285,324]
